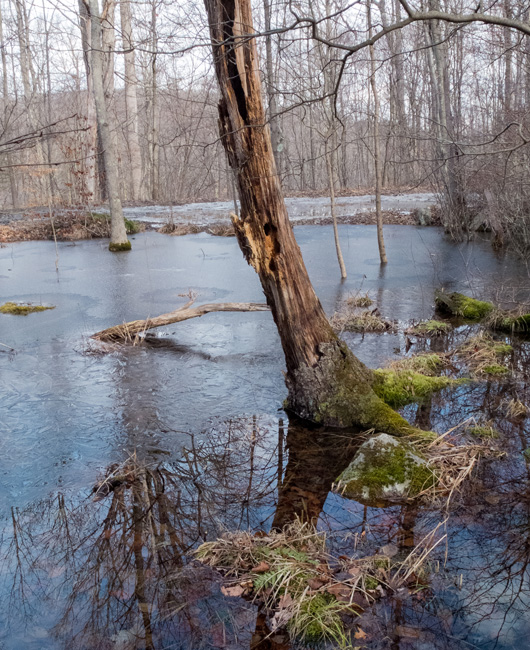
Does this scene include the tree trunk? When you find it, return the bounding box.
[263,0,283,176]
[120,0,143,201]
[87,0,130,251]
[203,0,419,435]
[367,2,388,264]
[0,0,18,208]
[78,0,101,203]
[325,144,347,279]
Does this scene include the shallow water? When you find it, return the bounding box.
[0,225,529,649]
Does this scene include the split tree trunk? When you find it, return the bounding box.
[86,0,130,251]
[203,0,418,435]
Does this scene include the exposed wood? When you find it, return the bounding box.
[92,302,270,342]
[203,0,419,434]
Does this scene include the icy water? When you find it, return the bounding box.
[0,225,529,649]
[117,192,436,226]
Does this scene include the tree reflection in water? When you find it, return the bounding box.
[3,382,530,649]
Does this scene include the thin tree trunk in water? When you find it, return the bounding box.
[263,0,282,176]
[0,1,17,207]
[120,0,143,201]
[78,0,101,203]
[325,146,347,279]
[87,0,130,251]
[367,3,388,264]
[148,0,159,201]
[203,0,419,435]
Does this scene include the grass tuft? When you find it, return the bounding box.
[0,301,55,315]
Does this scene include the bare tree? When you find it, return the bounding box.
[85,0,130,251]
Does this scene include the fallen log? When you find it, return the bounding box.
[92,302,270,343]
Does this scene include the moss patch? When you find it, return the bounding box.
[109,240,132,252]
[373,368,463,409]
[435,290,494,321]
[469,425,500,439]
[408,320,451,336]
[482,364,509,376]
[0,302,55,315]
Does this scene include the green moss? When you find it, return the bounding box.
[435,291,494,321]
[373,368,463,409]
[364,575,379,590]
[493,343,513,355]
[469,425,500,439]
[109,240,132,252]
[523,448,530,461]
[0,302,55,315]
[483,364,509,376]
[410,320,451,336]
[339,439,437,502]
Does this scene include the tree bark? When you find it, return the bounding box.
[0,0,18,207]
[86,0,130,251]
[78,0,101,203]
[367,2,388,264]
[120,0,143,201]
[203,0,419,435]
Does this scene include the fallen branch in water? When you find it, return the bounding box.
[92,301,270,343]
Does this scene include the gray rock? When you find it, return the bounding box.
[335,433,435,506]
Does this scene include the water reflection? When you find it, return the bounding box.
[1,402,529,649]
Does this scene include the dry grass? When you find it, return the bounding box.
[412,419,501,507]
[331,306,395,334]
[345,292,373,308]
[453,332,512,377]
[506,398,529,419]
[195,520,443,647]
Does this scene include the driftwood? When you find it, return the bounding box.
[92,301,270,343]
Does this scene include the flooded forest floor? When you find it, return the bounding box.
[0,193,435,242]
[0,222,529,650]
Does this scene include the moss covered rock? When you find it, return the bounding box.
[336,433,436,506]
[435,290,494,321]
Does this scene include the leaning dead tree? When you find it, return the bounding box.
[203,0,420,435]
[92,301,270,342]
